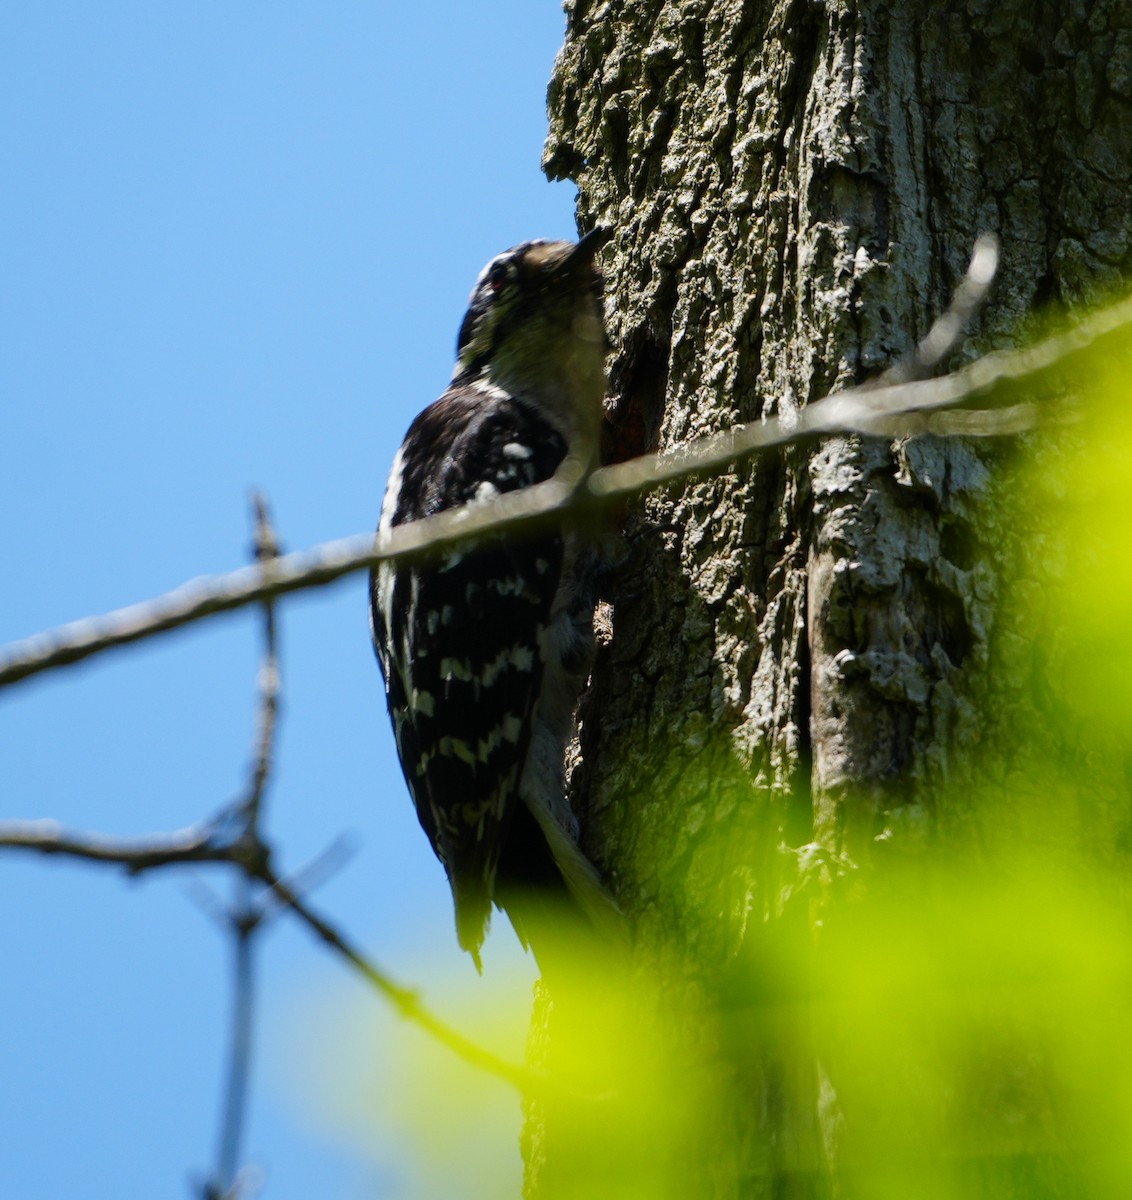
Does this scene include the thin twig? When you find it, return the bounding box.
[204,494,283,1200]
[183,876,239,934]
[257,865,543,1095]
[881,233,1000,384]
[242,494,281,830]
[1,280,1128,693]
[206,911,257,1200]
[254,834,358,924]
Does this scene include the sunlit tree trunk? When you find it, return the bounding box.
[527,1,1132,1196]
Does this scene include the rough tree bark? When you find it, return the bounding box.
[526,2,1132,1197]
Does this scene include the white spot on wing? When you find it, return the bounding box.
[439,657,474,682]
[475,713,527,762]
[418,736,478,772]
[489,575,528,597]
[439,734,475,763]
[473,643,539,687]
[439,736,476,766]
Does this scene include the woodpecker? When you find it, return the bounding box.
[370,229,619,970]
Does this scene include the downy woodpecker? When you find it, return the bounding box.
[370,229,619,969]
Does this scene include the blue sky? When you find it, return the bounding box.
[1,4,578,1196]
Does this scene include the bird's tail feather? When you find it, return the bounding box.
[495,800,627,977]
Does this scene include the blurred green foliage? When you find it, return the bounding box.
[1029,327,1132,741]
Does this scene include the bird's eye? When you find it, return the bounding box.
[486,264,508,293]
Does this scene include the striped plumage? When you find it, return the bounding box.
[370,231,619,969]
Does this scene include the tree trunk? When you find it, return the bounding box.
[529,1,1132,1196]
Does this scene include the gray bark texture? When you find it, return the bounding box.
[527,1,1132,1196]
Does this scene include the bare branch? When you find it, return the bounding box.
[0,475,574,691]
[0,814,542,1094]
[882,233,1001,384]
[588,289,1129,500]
[257,865,543,1093]
[856,401,1050,440]
[206,912,257,1200]
[203,493,285,1200]
[241,494,282,831]
[1,284,1128,693]
[0,819,255,872]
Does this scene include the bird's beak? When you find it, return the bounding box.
[564,225,612,271]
